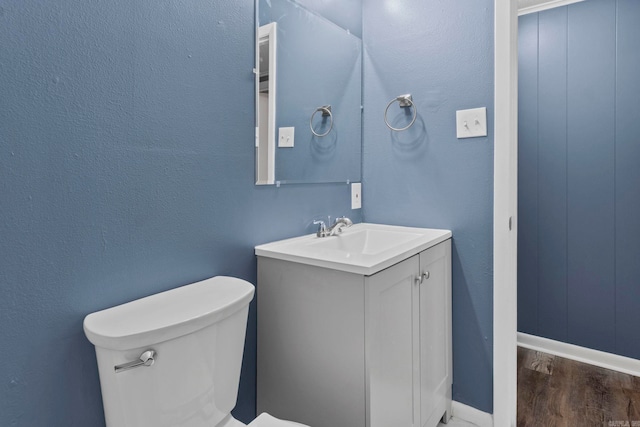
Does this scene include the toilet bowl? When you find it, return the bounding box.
[83,276,309,427]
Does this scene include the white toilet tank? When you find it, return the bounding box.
[83,276,255,427]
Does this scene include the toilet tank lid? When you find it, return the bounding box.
[83,276,255,351]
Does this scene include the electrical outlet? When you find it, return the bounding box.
[351,183,362,210]
[456,107,487,139]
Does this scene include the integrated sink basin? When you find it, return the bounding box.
[306,227,422,256]
[255,223,451,275]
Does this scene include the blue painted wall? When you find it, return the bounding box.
[362,0,495,413]
[0,0,361,425]
[518,0,640,358]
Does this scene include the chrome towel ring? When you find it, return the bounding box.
[310,105,333,137]
[384,94,417,131]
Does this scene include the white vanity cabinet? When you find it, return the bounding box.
[366,240,452,427]
[256,231,452,427]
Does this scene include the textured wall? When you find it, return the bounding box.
[362,0,495,413]
[0,0,360,425]
[518,0,640,358]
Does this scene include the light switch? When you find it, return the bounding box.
[351,183,362,210]
[456,107,487,139]
[278,127,295,147]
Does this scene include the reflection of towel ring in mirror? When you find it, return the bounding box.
[310,105,333,137]
[384,94,417,132]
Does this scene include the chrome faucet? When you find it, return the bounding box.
[314,216,353,237]
[329,216,353,235]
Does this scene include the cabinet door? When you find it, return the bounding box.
[366,255,420,427]
[418,242,451,427]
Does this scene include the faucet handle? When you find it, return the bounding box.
[313,220,329,237]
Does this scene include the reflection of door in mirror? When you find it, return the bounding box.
[256,23,277,185]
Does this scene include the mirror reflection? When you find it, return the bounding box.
[255,0,362,185]
[256,23,276,185]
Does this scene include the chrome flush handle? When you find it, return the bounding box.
[114,350,156,373]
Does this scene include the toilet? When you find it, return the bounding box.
[83,276,308,427]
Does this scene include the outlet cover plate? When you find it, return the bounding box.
[351,183,362,210]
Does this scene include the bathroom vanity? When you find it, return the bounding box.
[255,223,452,427]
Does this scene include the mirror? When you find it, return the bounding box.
[255,0,362,185]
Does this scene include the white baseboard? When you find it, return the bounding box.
[518,332,640,377]
[452,401,493,427]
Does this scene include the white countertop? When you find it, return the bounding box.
[255,223,452,275]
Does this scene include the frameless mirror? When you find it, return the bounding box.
[255,0,362,185]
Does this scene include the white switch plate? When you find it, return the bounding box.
[278,127,295,147]
[456,107,487,138]
[351,183,362,210]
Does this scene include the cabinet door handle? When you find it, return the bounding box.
[415,271,430,285]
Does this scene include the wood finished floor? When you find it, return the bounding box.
[518,346,640,426]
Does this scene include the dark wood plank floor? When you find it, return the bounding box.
[518,346,640,426]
